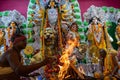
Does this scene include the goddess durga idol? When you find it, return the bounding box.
[87,16,113,63]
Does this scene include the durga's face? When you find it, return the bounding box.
[10,22,16,27]
[93,17,98,24]
[48,8,58,24]
[50,1,55,7]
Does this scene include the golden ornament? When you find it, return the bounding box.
[24,45,34,55]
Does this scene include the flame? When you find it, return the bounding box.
[58,38,78,80]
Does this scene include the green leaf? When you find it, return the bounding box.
[83,21,89,26]
[70,0,76,2]
[3,11,9,16]
[22,30,27,34]
[83,27,88,33]
[102,6,107,12]
[109,7,114,13]
[21,23,26,28]
[76,21,82,26]
[27,17,33,21]
[27,38,34,43]
[78,28,83,32]
[0,12,3,17]
[28,30,33,33]
[106,21,112,27]
[75,15,80,19]
[30,0,36,4]
[74,4,78,7]
[80,35,86,40]
[0,25,6,28]
[28,23,34,28]
[28,10,34,15]
[22,30,33,34]
[25,54,33,58]
[74,9,80,13]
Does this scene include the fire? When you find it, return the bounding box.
[58,52,70,80]
[58,38,78,80]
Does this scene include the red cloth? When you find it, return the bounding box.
[13,35,26,44]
